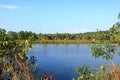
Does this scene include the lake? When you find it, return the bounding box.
[27,44,120,80]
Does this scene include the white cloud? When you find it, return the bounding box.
[79,28,95,33]
[0,5,19,9]
[64,28,79,33]
[64,28,95,33]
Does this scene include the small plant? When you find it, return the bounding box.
[73,63,120,80]
[73,65,96,80]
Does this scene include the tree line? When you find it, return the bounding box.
[0,22,120,44]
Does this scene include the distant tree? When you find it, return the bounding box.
[7,31,18,41]
[18,31,25,40]
[0,28,6,41]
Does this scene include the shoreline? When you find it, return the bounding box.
[32,40,101,44]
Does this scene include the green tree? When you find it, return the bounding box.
[0,29,38,80]
[0,28,6,41]
[7,31,18,41]
[18,31,25,40]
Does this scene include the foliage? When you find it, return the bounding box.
[0,40,36,80]
[0,28,39,80]
[91,15,120,60]
[73,65,96,80]
[73,64,120,80]
[91,44,117,60]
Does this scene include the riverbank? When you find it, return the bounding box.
[32,40,101,44]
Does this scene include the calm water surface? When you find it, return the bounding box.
[27,44,120,80]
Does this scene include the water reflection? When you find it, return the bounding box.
[27,44,119,80]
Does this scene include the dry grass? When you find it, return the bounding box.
[104,64,120,80]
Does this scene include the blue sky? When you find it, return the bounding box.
[0,0,120,33]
